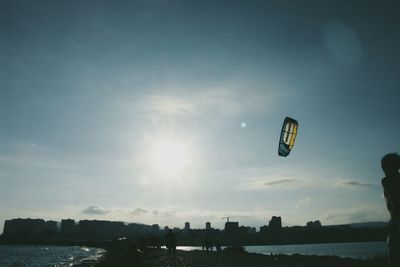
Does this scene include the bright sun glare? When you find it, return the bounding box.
[149,140,190,175]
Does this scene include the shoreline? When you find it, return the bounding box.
[0,242,388,266]
[81,246,387,267]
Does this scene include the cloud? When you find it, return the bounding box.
[264,179,296,186]
[124,83,284,124]
[338,180,375,188]
[132,208,149,215]
[81,206,110,215]
[239,177,300,190]
[146,95,197,118]
[133,90,243,121]
[323,206,389,225]
[152,210,176,217]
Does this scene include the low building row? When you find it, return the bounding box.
[3,218,159,240]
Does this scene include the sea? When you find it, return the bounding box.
[0,245,105,267]
[178,241,388,259]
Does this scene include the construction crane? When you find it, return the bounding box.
[222,216,248,223]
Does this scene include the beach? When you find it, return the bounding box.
[82,246,387,267]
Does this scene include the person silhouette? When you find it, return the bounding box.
[381,153,400,267]
[165,229,177,257]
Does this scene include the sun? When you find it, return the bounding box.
[148,139,191,175]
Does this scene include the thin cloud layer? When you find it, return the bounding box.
[239,178,300,191]
[152,210,176,217]
[339,180,375,188]
[81,206,177,219]
[81,206,110,215]
[128,85,282,123]
[323,206,388,225]
[132,208,150,215]
[264,179,296,186]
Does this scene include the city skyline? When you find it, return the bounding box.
[3,216,385,248]
[2,215,386,234]
[1,1,400,234]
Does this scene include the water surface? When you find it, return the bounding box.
[178,241,387,259]
[0,245,105,267]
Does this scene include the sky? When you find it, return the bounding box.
[1,0,400,233]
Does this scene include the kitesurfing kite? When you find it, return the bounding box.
[278,117,298,157]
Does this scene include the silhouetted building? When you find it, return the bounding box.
[224,221,239,234]
[206,222,211,230]
[4,218,46,234]
[306,220,322,229]
[260,225,268,233]
[79,220,125,240]
[61,219,75,235]
[126,223,152,236]
[151,224,160,232]
[268,216,282,229]
[45,220,58,233]
[185,222,190,230]
[240,226,256,234]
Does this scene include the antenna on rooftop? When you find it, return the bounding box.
[222,217,230,223]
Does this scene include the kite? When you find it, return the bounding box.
[278,117,298,157]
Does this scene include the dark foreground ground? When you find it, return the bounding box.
[77,246,387,267]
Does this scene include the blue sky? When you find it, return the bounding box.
[1,0,399,233]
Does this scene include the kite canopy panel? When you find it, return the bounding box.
[278,117,298,157]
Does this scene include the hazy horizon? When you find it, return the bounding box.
[1,0,399,234]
